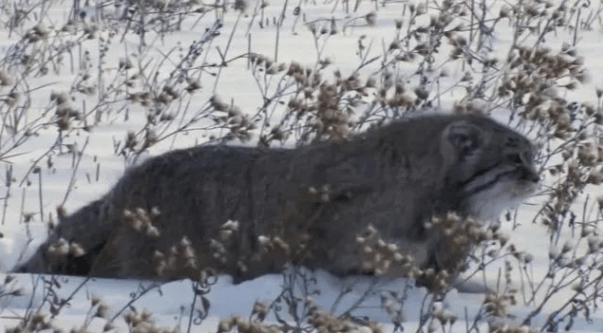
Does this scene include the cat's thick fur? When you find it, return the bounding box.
[17,114,539,287]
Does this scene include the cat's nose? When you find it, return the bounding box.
[523,167,540,183]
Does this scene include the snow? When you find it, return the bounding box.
[1,0,603,332]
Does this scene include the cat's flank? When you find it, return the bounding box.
[17,114,539,289]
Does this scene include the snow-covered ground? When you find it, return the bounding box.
[1,0,603,332]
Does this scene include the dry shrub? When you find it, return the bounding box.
[4,0,603,332]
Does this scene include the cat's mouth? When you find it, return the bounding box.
[464,175,539,222]
[512,172,540,197]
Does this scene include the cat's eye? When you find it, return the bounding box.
[523,150,535,163]
[508,153,522,164]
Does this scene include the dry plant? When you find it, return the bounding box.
[217,266,385,333]
[3,0,603,332]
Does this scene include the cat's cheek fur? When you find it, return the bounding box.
[466,177,538,222]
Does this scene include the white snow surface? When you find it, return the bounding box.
[0,0,603,332]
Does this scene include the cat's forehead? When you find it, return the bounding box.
[502,130,531,147]
[497,130,537,159]
[465,116,535,152]
[469,117,527,141]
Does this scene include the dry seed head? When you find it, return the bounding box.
[252,301,268,317]
[564,82,577,90]
[571,283,583,293]
[234,0,248,12]
[499,5,510,18]
[69,243,85,257]
[441,311,457,325]
[83,24,98,39]
[395,19,402,29]
[55,103,78,118]
[483,292,508,317]
[549,245,560,260]
[365,77,376,88]
[4,275,15,285]
[25,24,48,43]
[157,91,173,104]
[50,91,70,105]
[222,219,239,231]
[210,95,229,112]
[587,169,602,185]
[307,22,317,35]
[587,235,601,253]
[416,3,427,15]
[286,61,304,76]
[163,86,178,98]
[576,71,590,84]
[414,87,429,100]
[149,207,161,217]
[146,226,160,238]
[144,129,158,147]
[0,70,12,86]
[140,309,153,322]
[103,323,114,332]
[124,131,138,150]
[561,240,574,253]
[235,260,248,273]
[265,63,280,74]
[494,229,510,246]
[258,235,269,246]
[581,226,593,238]
[427,320,440,332]
[217,317,235,333]
[218,229,232,240]
[431,301,444,316]
[49,238,69,256]
[185,79,201,92]
[2,91,20,108]
[119,58,133,70]
[365,12,377,26]
[95,302,109,319]
[226,104,242,118]
[365,224,377,237]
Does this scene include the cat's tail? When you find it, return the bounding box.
[14,198,114,276]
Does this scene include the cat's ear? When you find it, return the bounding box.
[443,120,484,156]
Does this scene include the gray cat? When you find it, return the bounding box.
[17,114,539,289]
